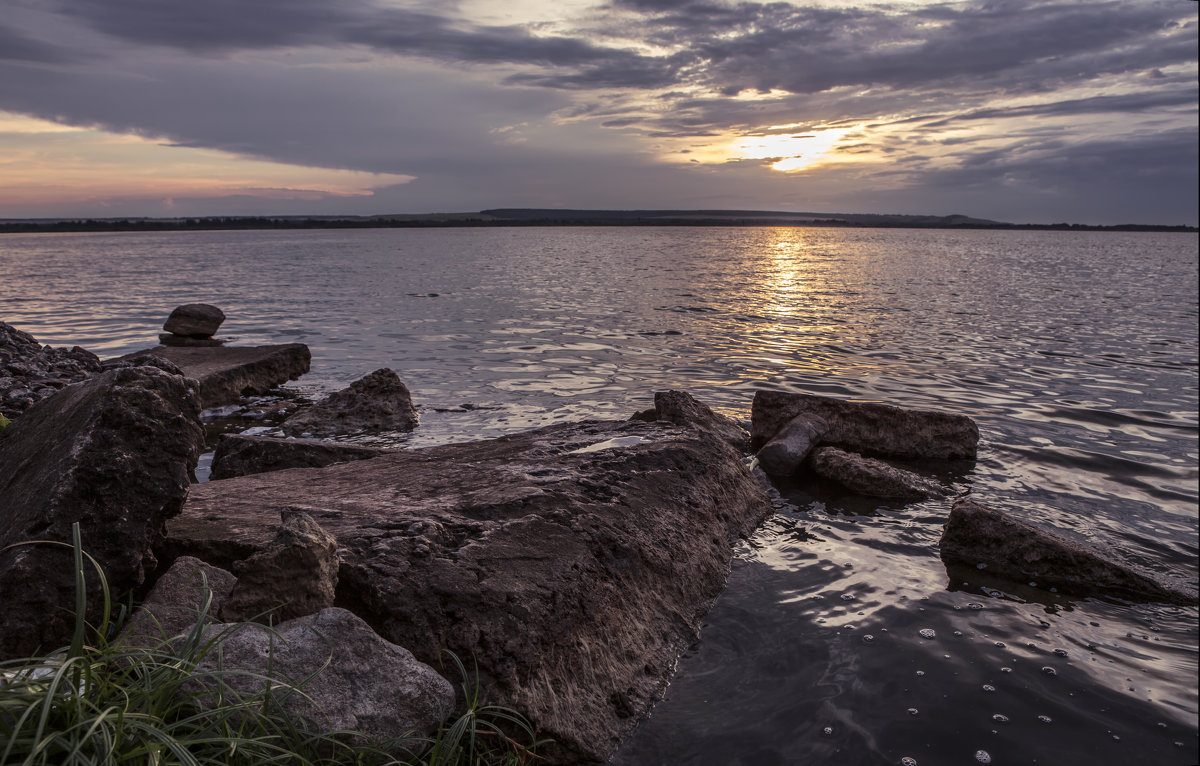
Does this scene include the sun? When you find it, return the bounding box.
[733,127,855,172]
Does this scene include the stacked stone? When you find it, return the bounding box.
[159,303,226,347]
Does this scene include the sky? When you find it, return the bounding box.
[0,0,1196,225]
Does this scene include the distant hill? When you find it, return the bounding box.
[1,209,1194,233]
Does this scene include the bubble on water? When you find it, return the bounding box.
[1041,666,1058,677]
[992,714,1009,723]
[900,757,918,766]
[919,628,937,639]
[982,684,996,692]
[915,670,926,677]
[1053,648,1069,657]
[975,749,992,764]
[907,708,919,716]
[1112,734,1121,742]
[1156,722,1167,729]
[968,603,984,610]
[953,605,963,610]
[1028,581,1037,587]
[976,562,987,570]
[1000,667,1013,673]
[953,631,964,637]
[840,593,856,601]
[994,641,1006,648]
[1038,715,1052,724]
[822,726,833,735]
[863,634,876,644]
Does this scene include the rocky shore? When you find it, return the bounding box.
[2,309,1194,763]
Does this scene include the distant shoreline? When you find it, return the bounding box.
[1,209,1195,234]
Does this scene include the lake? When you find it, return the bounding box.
[2,226,1196,764]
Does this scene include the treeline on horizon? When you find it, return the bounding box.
[0,215,1194,234]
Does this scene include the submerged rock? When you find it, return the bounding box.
[163,303,225,338]
[633,390,750,452]
[751,390,978,476]
[210,433,391,479]
[164,418,772,763]
[809,446,945,500]
[0,321,103,420]
[940,498,1197,605]
[192,607,455,747]
[281,367,418,436]
[110,343,311,408]
[219,509,339,623]
[0,366,205,659]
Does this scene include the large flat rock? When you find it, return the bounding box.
[111,344,311,408]
[164,419,772,763]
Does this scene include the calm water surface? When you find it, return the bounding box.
[2,227,1196,764]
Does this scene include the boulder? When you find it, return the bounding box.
[809,446,945,500]
[163,303,225,338]
[117,556,237,649]
[0,321,103,420]
[219,509,339,623]
[281,368,417,436]
[0,366,205,659]
[164,418,772,763]
[750,390,978,475]
[210,433,391,480]
[192,607,454,746]
[110,344,311,408]
[633,390,750,452]
[940,498,1197,605]
[756,415,827,476]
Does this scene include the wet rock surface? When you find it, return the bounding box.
[281,367,418,437]
[0,366,205,659]
[0,322,103,420]
[192,607,455,747]
[111,343,311,408]
[219,509,340,623]
[809,446,945,500]
[940,498,1197,605]
[751,390,978,476]
[164,418,772,763]
[635,389,750,452]
[210,433,392,479]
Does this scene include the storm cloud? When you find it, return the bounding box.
[1,0,1195,223]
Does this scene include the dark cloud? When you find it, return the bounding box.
[0,23,75,63]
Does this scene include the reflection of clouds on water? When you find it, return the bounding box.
[1,226,1195,765]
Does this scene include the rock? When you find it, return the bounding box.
[281,368,417,436]
[940,498,1197,605]
[1,322,103,420]
[163,303,225,338]
[636,390,750,452]
[100,352,186,376]
[750,391,978,475]
[0,366,205,659]
[109,344,311,408]
[158,333,226,347]
[808,446,944,500]
[117,556,237,648]
[219,509,339,623]
[210,433,392,479]
[756,414,828,476]
[164,418,772,763]
[192,607,454,746]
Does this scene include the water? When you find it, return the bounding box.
[2,227,1196,764]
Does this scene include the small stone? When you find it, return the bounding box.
[163,303,225,337]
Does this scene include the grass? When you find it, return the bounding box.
[0,525,548,765]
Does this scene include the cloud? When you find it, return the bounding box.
[0,0,1195,223]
